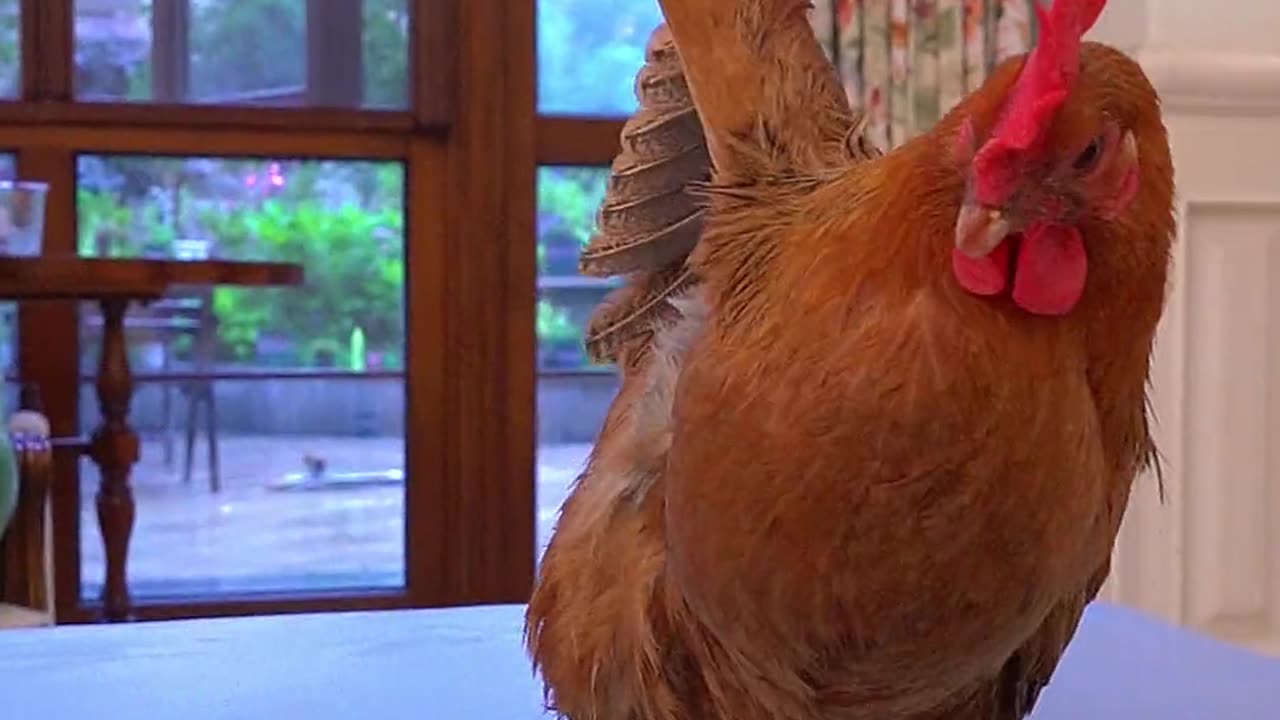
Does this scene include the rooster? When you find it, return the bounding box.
[527,0,1176,718]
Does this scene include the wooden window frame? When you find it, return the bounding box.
[4,0,535,623]
[535,116,623,167]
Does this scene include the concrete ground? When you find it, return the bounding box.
[76,435,589,598]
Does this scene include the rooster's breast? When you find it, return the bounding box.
[663,303,1110,713]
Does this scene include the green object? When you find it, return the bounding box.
[536,300,579,342]
[0,398,17,540]
[350,326,366,372]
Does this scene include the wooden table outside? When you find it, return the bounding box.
[0,256,304,622]
[2,602,1279,719]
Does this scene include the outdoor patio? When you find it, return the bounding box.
[76,435,591,599]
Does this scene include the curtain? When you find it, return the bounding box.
[810,1,1038,150]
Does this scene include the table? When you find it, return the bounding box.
[2,603,1277,719]
[0,256,304,622]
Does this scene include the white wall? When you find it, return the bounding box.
[1088,1,1280,658]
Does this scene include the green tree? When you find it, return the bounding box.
[0,0,18,96]
[189,0,407,106]
[207,202,405,366]
[363,0,409,107]
[75,0,407,106]
[537,0,662,115]
[190,0,306,99]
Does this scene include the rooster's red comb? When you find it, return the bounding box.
[970,0,1107,205]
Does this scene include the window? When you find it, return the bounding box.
[535,166,619,555]
[75,155,406,597]
[0,153,16,385]
[537,0,661,116]
[5,0,534,624]
[0,0,16,97]
[74,0,409,107]
[536,166,613,372]
[534,0,666,559]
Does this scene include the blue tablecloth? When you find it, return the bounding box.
[2,602,1277,719]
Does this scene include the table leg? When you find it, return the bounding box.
[88,298,140,622]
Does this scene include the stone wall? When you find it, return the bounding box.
[78,372,619,446]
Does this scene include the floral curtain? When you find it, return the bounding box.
[810,1,1038,150]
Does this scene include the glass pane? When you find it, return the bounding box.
[537,0,662,116]
[535,165,617,559]
[0,0,17,97]
[0,153,15,384]
[76,154,407,598]
[77,379,405,597]
[76,156,406,372]
[74,0,409,108]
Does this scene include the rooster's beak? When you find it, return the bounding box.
[955,204,1012,259]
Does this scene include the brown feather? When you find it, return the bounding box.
[582,201,704,278]
[591,25,707,219]
[575,23,710,366]
[578,11,881,362]
[603,145,710,202]
[583,264,696,366]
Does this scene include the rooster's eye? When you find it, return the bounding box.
[1074,136,1103,172]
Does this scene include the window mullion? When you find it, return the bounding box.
[150,0,191,103]
[20,0,72,101]
[305,0,363,107]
